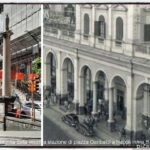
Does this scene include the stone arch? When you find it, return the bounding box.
[95,70,109,101]
[61,57,74,103]
[110,74,127,88]
[45,51,57,94]
[134,81,150,135]
[45,49,58,69]
[110,75,127,120]
[61,55,74,70]
[80,65,93,114]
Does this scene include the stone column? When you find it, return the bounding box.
[107,5,112,51]
[90,5,96,47]
[132,97,143,139]
[75,5,81,43]
[2,30,13,97]
[125,75,134,142]
[108,87,114,131]
[73,51,79,113]
[92,81,97,115]
[79,75,84,114]
[143,85,148,117]
[45,61,51,88]
[0,15,13,131]
[61,68,68,95]
[148,86,150,118]
[104,81,109,101]
[56,51,61,104]
[125,76,133,130]
[113,88,117,103]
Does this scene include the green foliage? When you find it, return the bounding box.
[32,57,41,75]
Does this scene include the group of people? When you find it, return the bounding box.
[44,87,57,108]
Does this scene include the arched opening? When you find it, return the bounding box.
[46,52,56,93]
[95,70,108,114]
[81,66,92,115]
[111,76,126,121]
[136,83,150,137]
[61,58,74,103]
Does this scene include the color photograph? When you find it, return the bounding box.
[0,4,41,146]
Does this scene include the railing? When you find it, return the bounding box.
[7,100,41,122]
[16,80,41,100]
[61,30,75,38]
[45,26,58,35]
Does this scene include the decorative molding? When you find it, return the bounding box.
[95,4,109,10]
[112,4,128,12]
[81,4,92,9]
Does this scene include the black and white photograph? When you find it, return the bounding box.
[43,4,150,147]
[0,4,41,146]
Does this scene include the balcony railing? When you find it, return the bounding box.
[61,30,75,38]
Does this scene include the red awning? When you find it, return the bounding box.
[16,73,24,81]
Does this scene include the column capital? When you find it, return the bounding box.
[3,30,13,38]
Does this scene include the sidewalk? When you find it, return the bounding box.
[0,131,41,139]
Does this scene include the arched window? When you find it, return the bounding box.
[116,17,123,43]
[94,15,106,39]
[84,14,90,36]
[99,15,106,38]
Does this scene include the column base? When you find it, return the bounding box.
[125,129,145,145]
[107,120,115,132]
[74,103,79,114]
[56,93,61,105]
[92,111,98,117]
[79,106,85,115]
[60,94,68,105]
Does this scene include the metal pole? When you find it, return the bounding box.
[32,90,34,121]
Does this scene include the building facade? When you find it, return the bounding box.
[43,4,150,140]
[1,4,41,81]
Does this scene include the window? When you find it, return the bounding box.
[84,14,90,38]
[116,17,123,44]
[144,24,150,41]
[94,15,106,41]
[99,15,106,38]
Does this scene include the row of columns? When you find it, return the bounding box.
[44,51,147,135]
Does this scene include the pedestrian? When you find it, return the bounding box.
[141,133,146,144]
[120,128,126,141]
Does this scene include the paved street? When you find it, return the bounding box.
[43,106,115,146]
